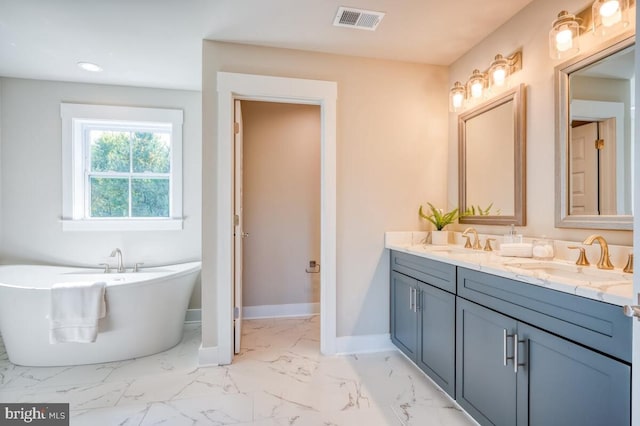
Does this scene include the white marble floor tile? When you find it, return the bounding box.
[0,317,475,426]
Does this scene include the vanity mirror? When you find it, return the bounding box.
[459,84,527,225]
[555,33,634,230]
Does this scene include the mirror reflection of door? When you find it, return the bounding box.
[570,118,616,215]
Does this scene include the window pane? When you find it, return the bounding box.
[132,178,170,217]
[132,132,170,173]
[90,177,129,217]
[90,130,131,172]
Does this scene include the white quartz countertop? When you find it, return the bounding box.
[386,234,634,307]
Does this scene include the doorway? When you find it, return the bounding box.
[214,72,337,365]
[234,100,321,353]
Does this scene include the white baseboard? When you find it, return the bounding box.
[185,308,201,323]
[198,344,220,366]
[243,302,320,319]
[335,333,395,355]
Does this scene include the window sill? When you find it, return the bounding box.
[61,219,183,232]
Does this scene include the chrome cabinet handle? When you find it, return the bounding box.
[414,288,418,313]
[409,287,413,310]
[514,335,526,373]
[503,329,514,367]
[513,333,519,373]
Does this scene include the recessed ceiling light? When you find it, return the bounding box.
[77,61,103,72]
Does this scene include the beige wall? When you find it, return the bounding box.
[447,0,633,246]
[0,78,202,307]
[202,41,448,346]
[241,101,321,307]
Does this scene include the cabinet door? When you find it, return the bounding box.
[517,323,630,426]
[457,298,517,426]
[416,281,455,397]
[390,271,417,359]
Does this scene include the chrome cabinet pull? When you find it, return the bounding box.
[503,329,515,367]
[414,288,419,313]
[409,287,413,310]
[514,335,526,373]
[513,333,519,373]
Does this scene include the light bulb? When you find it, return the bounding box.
[492,68,507,87]
[452,92,464,109]
[471,82,483,98]
[555,28,573,52]
[599,0,621,27]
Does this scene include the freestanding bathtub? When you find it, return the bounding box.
[0,261,200,367]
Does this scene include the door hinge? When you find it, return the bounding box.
[234,122,240,134]
[595,139,604,150]
[234,214,239,226]
[234,306,240,319]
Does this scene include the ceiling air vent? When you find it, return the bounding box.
[333,7,385,31]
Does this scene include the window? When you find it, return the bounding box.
[61,103,183,231]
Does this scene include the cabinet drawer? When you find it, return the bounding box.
[391,250,456,293]
[458,267,631,363]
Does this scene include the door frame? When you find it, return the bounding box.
[216,72,337,364]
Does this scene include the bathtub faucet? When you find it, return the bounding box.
[110,248,125,273]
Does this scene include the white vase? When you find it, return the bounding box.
[431,230,449,245]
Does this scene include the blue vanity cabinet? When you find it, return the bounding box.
[456,297,517,426]
[457,267,631,426]
[517,322,630,426]
[457,298,631,426]
[390,270,418,359]
[390,251,456,397]
[415,280,456,396]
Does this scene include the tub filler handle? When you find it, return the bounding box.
[99,263,111,273]
[134,262,144,273]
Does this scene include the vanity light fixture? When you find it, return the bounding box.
[467,69,487,100]
[592,0,629,36]
[448,51,523,112]
[449,81,466,112]
[549,1,633,59]
[549,11,581,60]
[488,52,522,90]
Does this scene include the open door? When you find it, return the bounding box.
[570,122,599,215]
[233,99,245,354]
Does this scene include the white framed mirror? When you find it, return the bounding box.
[555,33,634,230]
[458,84,527,226]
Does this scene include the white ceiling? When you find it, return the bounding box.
[0,0,536,91]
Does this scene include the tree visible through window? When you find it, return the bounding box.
[88,129,171,218]
[61,103,183,231]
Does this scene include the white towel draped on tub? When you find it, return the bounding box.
[49,281,107,343]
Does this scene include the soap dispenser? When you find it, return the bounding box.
[504,224,522,244]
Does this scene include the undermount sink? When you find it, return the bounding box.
[506,261,630,283]
[408,245,471,255]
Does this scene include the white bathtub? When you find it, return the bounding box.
[0,261,200,367]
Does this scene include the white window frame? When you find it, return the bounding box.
[61,103,183,231]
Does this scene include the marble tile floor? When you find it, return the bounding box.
[0,316,475,425]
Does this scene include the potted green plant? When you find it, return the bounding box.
[419,202,459,245]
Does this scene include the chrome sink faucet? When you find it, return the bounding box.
[582,235,613,270]
[462,227,481,250]
[110,248,126,273]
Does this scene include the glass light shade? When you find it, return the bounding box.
[488,54,509,89]
[592,0,628,36]
[449,81,466,112]
[549,11,580,60]
[467,69,486,100]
